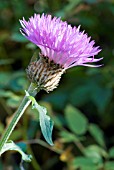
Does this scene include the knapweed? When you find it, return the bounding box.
[20,13,102,92]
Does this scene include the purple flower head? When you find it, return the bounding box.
[20,13,102,69]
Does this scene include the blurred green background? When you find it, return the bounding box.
[0,0,114,170]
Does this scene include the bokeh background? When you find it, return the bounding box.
[0,0,114,170]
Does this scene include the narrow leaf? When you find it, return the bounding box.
[26,91,54,146]
[38,105,54,146]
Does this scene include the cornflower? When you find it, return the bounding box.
[20,13,102,92]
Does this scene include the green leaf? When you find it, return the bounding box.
[38,105,54,146]
[52,114,66,128]
[10,129,24,141]
[91,86,112,113]
[65,105,88,135]
[69,85,91,106]
[72,157,98,170]
[85,0,97,3]
[84,146,102,164]
[0,90,16,98]
[27,120,39,139]
[43,89,68,110]
[0,72,11,88]
[26,92,54,146]
[59,131,78,143]
[0,141,32,162]
[11,33,28,42]
[0,160,3,169]
[17,142,27,153]
[7,97,22,108]
[0,123,4,135]
[89,124,105,147]
[104,161,114,170]
[0,59,14,65]
[84,145,107,164]
[109,147,114,158]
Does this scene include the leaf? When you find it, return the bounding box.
[0,90,16,98]
[91,86,112,113]
[65,105,88,135]
[84,145,107,164]
[7,97,22,108]
[109,147,114,158]
[0,59,14,65]
[38,105,54,146]
[17,142,27,153]
[11,33,28,42]
[43,89,68,110]
[10,129,24,141]
[0,72,11,88]
[69,86,91,106]
[0,141,32,162]
[84,146,102,164]
[89,124,105,147]
[59,131,78,143]
[52,114,66,128]
[26,92,54,146]
[72,156,98,170]
[55,0,81,18]
[0,160,3,169]
[104,161,114,170]
[85,0,97,4]
[27,120,39,139]
[0,123,4,135]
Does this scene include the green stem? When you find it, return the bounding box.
[0,83,39,151]
[22,105,41,170]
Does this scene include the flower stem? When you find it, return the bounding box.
[0,83,39,151]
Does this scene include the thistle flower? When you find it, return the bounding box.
[20,13,102,92]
